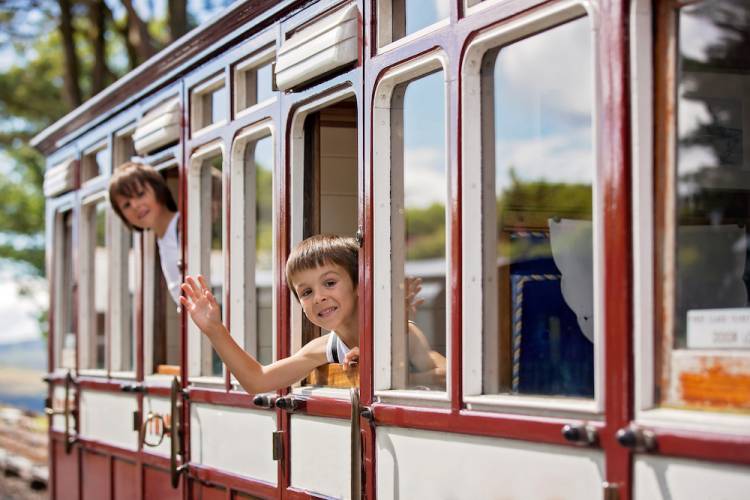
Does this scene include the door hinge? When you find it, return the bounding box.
[603,482,620,500]
[272,430,284,461]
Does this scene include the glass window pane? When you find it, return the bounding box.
[124,232,136,372]
[85,201,109,370]
[405,0,448,34]
[392,71,447,391]
[658,0,750,411]
[253,136,274,365]
[485,17,594,397]
[256,62,274,104]
[59,212,76,370]
[204,155,224,376]
[211,86,228,124]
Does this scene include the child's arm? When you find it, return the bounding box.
[181,275,327,394]
[407,322,447,388]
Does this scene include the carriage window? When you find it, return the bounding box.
[81,199,109,370]
[147,166,181,376]
[191,74,228,133]
[111,223,137,373]
[390,71,447,392]
[55,211,76,370]
[378,0,449,47]
[656,0,750,412]
[247,136,274,364]
[297,98,358,388]
[235,52,275,113]
[481,17,594,398]
[203,154,225,376]
[82,144,109,183]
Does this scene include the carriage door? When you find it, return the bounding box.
[629,1,750,498]
[283,88,360,498]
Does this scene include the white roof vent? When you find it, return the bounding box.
[275,3,359,91]
[43,158,76,198]
[133,98,181,155]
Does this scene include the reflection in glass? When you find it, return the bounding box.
[93,202,108,369]
[486,16,593,397]
[404,0,448,35]
[125,232,136,372]
[252,136,274,365]
[392,71,447,391]
[673,0,750,348]
[211,86,228,124]
[204,155,224,375]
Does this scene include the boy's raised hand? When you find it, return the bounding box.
[180,275,223,337]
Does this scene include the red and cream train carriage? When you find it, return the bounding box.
[33,0,750,498]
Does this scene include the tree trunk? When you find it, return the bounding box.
[89,0,107,95]
[120,0,156,67]
[57,0,82,107]
[168,0,189,43]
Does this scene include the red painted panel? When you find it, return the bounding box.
[113,459,138,500]
[143,465,183,499]
[191,479,227,500]
[82,449,110,500]
[52,439,80,500]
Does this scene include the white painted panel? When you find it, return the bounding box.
[79,391,139,450]
[635,456,750,500]
[377,427,604,499]
[190,403,277,484]
[290,415,350,498]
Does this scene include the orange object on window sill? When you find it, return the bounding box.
[307,363,359,388]
[156,364,180,376]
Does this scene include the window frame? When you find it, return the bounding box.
[460,1,604,415]
[229,121,276,381]
[288,85,358,399]
[233,46,277,118]
[375,0,451,52]
[51,203,76,373]
[81,141,110,185]
[372,50,451,405]
[632,0,750,436]
[78,191,111,374]
[187,141,227,383]
[190,73,229,136]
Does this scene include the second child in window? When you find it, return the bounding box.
[109,162,181,304]
[181,234,446,393]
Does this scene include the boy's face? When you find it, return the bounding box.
[291,262,358,333]
[112,183,165,230]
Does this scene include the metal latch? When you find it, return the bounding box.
[272,431,284,461]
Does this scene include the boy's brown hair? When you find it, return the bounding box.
[286,234,358,300]
[108,162,178,231]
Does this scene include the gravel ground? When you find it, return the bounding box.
[0,472,47,500]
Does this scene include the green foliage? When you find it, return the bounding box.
[255,161,273,271]
[405,203,446,260]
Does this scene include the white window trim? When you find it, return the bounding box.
[288,85,357,363]
[52,205,74,374]
[234,46,277,118]
[187,140,227,382]
[372,50,451,403]
[191,73,228,136]
[229,121,276,381]
[78,191,109,374]
[461,0,604,413]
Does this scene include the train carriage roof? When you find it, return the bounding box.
[31,0,302,156]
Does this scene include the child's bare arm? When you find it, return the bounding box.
[407,322,446,387]
[181,275,327,393]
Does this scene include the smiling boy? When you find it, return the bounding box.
[181,234,445,394]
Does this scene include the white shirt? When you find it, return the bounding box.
[325,332,351,365]
[156,213,182,305]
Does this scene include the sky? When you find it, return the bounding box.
[0,271,47,345]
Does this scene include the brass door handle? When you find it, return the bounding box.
[169,377,186,488]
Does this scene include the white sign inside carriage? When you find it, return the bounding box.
[687,308,750,349]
